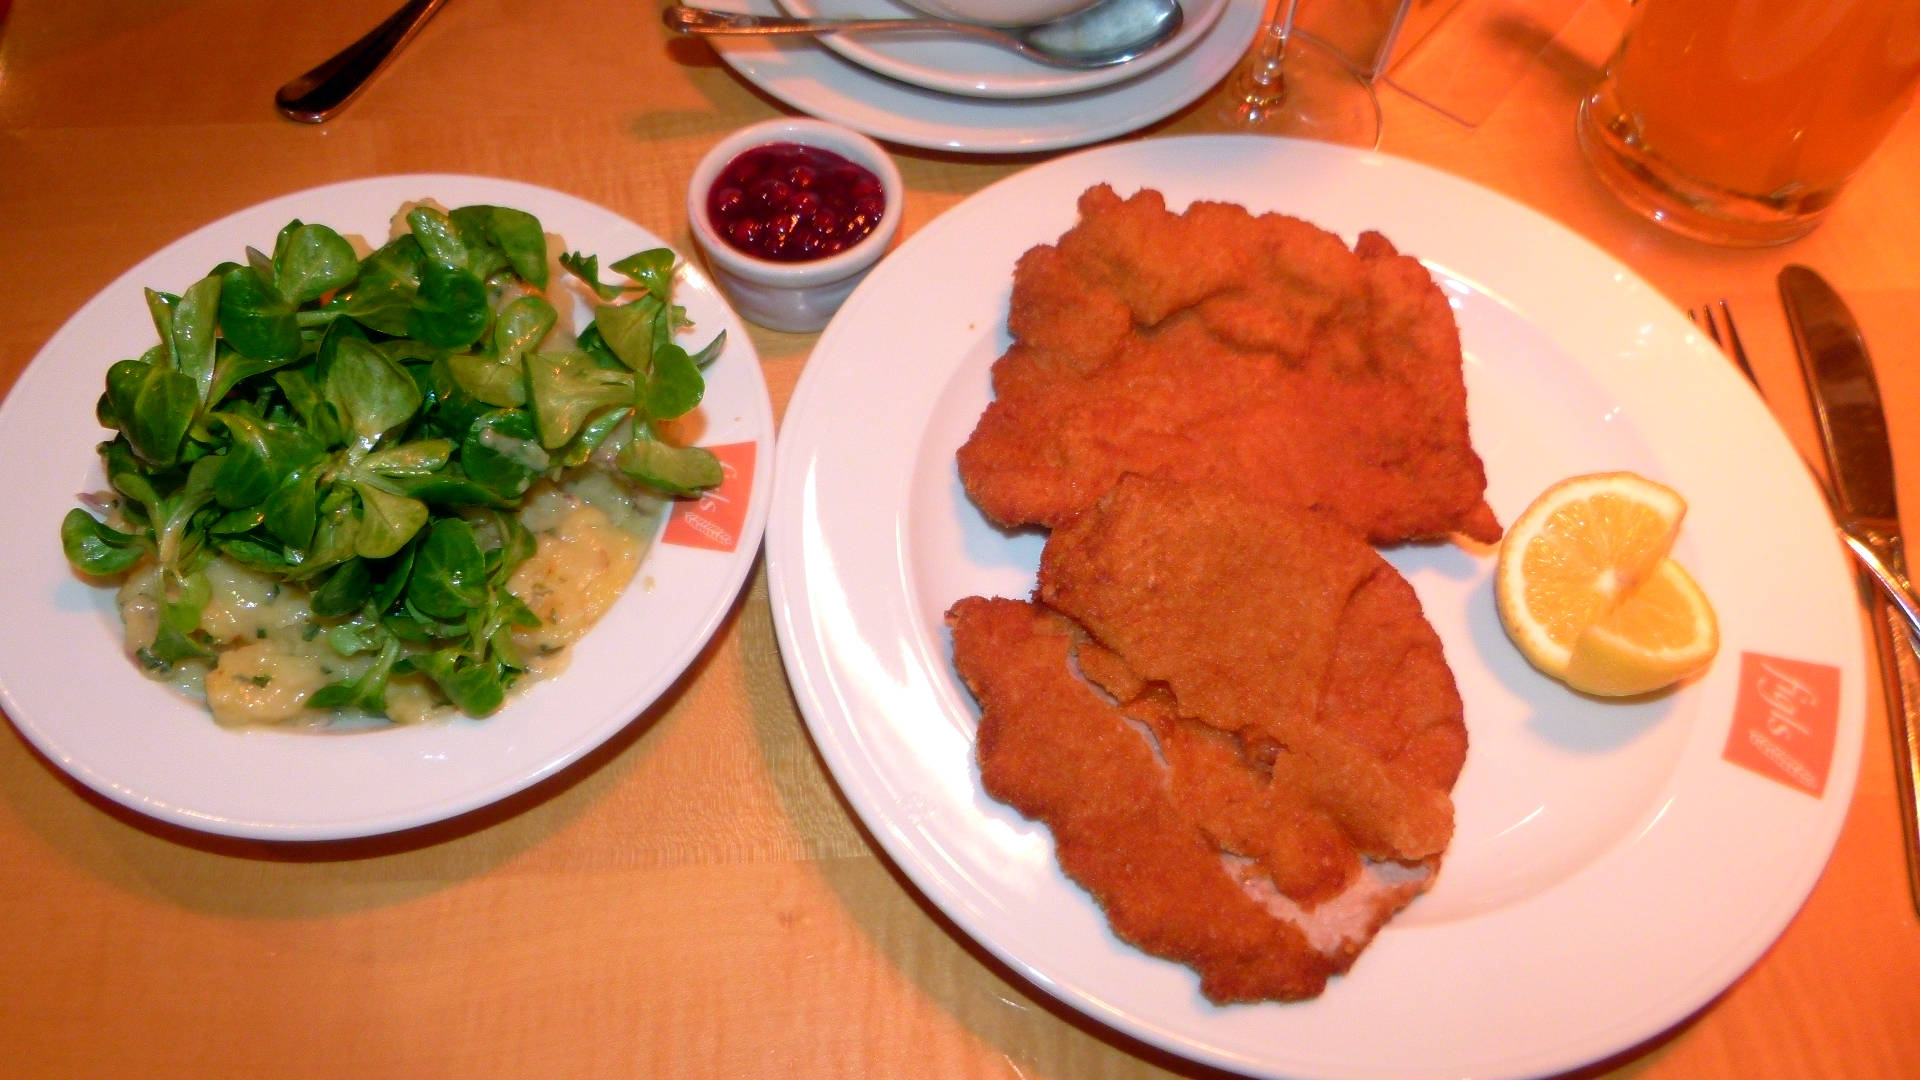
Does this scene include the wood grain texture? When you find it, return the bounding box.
[2,0,1917,1077]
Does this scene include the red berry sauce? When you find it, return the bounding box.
[707,142,886,262]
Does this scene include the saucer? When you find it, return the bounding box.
[709,0,1261,153]
[774,0,1228,99]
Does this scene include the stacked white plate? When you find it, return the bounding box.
[704,0,1261,153]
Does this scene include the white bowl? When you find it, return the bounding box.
[686,118,904,334]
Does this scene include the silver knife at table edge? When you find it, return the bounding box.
[1780,263,1920,918]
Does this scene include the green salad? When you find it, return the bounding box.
[60,202,723,721]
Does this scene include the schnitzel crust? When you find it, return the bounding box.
[949,478,1467,1003]
[957,184,1501,545]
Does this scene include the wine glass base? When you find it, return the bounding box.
[1226,30,1381,150]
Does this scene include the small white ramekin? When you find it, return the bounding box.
[686,117,903,334]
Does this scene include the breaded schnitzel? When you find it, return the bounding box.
[948,478,1467,1003]
[956,184,1501,545]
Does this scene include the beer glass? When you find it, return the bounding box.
[1577,0,1920,246]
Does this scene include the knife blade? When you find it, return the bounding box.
[1780,263,1920,917]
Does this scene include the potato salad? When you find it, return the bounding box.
[61,203,721,725]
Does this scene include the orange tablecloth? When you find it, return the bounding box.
[2,1,1917,1076]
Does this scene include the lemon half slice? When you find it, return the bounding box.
[1563,558,1720,696]
[1495,472,1716,694]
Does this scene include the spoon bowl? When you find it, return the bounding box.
[276,0,450,124]
[664,0,1185,70]
[907,0,1101,27]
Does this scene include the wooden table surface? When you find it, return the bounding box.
[3,1,1917,1077]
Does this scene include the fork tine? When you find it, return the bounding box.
[1693,300,1760,389]
[1711,299,1761,387]
[1697,304,1724,349]
[1713,300,1758,382]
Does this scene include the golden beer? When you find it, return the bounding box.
[1579,0,1920,244]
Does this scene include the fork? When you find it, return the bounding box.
[1689,299,1760,387]
[1697,297,1920,919]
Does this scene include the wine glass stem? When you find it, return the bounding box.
[1247,0,1304,103]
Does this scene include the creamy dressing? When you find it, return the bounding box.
[112,466,665,728]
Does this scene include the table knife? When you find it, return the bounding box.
[1780,264,1920,917]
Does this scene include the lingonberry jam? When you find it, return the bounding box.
[707,142,885,262]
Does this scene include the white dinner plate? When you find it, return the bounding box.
[708,0,1260,153]
[765,136,1865,1079]
[774,0,1227,100]
[0,175,776,841]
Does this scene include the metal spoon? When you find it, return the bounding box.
[275,0,450,123]
[663,0,1184,70]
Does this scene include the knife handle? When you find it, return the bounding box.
[1869,583,1920,918]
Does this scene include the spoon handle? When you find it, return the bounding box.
[275,0,450,124]
[664,5,975,39]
